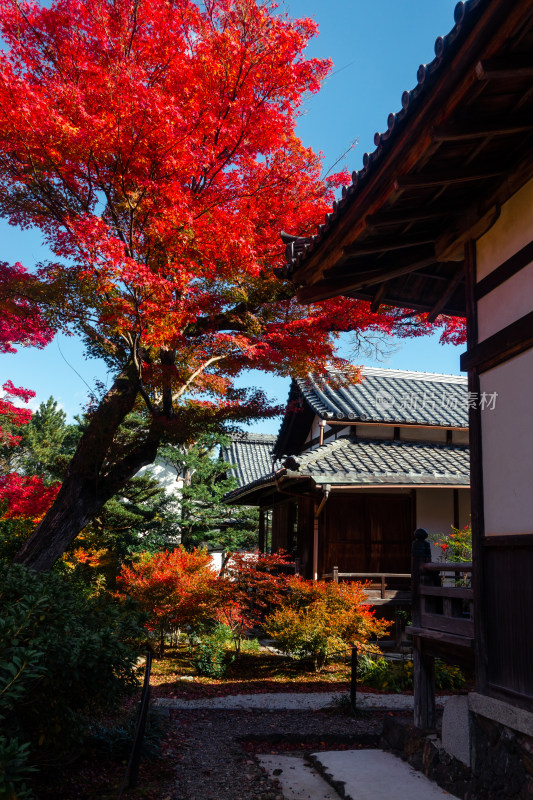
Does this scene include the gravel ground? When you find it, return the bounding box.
[161,707,389,800]
[155,690,444,710]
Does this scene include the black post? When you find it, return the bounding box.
[411,528,431,628]
[350,646,357,713]
[411,529,436,730]
[126,651,152,791]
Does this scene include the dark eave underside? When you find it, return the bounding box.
[285,0,533,315]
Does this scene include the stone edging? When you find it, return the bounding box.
[469,692,533,737]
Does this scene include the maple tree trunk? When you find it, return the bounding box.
[15,363,160,572]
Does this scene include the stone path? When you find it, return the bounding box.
[258,750,457,800]
[257,754,339,800]
[157,694,456,800]
[155,690,447,711]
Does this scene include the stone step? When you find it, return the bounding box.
[257,753,342,800]
[311,749,458,800]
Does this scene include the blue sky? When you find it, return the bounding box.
[0,0,463,432]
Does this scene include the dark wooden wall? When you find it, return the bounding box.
[323,493,413,576]
[483,534,533,711]
[265,491,414,581]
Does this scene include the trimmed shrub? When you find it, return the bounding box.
[263,578,391,671]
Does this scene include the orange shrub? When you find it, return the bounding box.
[263,578,391,671]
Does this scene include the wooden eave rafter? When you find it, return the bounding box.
[290,0,533,314]
[298,250,439,304]
[432,115,533,142]
[322,419,468,432]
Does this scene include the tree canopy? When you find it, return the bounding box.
[0,0,450,570]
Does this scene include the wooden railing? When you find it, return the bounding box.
[410,528,474,729]
[321,568,411,600]
[412,562,473,644]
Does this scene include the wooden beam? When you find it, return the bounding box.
[432,116,533,142]
[395,168,504,190]
[435,205,500,262]
[343,235,435,257]
[370,281,388,312]
[365,208,457,228]
[324,244,434,279]
[483,533,533,548]
[460,309,533,373]
[344,289,465,318]
[476,56,533,81]
[297,252,436,304]
[426,264,465,322]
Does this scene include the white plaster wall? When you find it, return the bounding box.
[476,178,533,280]
[333,425,351,439]
[304,416,340,450]
[400,426,447,443]
[478,260,533,341]
[416,489,455,551]
[304,415,320,446]
[480,349,533,535]
[208,550,225,573]
[459,489,471,528]
[137,460,183,495]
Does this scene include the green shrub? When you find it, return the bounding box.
[431,524,472,563]
[0,736,36,800]
[434,659,467,691]
[357,655,466,693]
[0,563,144,782]
[88,708,164,761]
[240,636,261,653]
[193,625,233,678]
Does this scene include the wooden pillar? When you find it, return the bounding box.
[411,528,435,729]
[464,238,487,695]
[312,486,330,581]
[413,639,436,730]
[258,508,265,553]
[313,516,318,581]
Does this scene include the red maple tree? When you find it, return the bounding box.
[0,262,58,529]
[218,549,292,652]
[0,0,447,571]
[117,547,220,655]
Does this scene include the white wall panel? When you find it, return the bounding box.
[481,348,533,535]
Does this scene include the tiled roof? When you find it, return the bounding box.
[220,433,277,488]
[224,435,470,503]
[284,436,470,487]
[297,366,468,428]
[282,0,488,277]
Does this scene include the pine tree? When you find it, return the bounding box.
[160,433,258,552]
[19,398,71,481]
